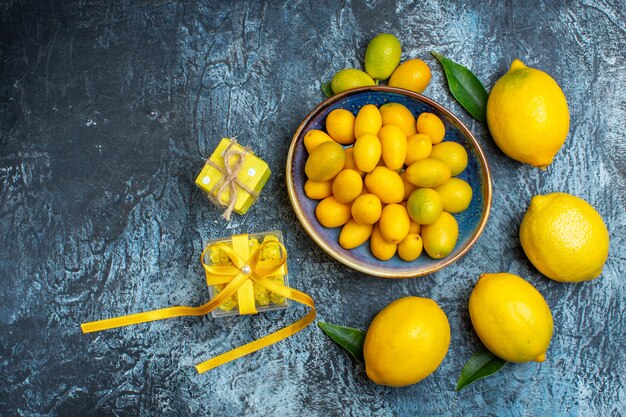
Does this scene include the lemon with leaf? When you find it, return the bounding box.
[486,59,570,168]
[331,69,375,95]
[469,273,553,363]
[364,297,450,387]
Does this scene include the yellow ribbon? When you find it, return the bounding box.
[81,238,316,374]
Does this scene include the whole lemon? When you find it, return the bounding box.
[379,124,408,171]
[469,273,553,362]
[339,219,373,250]
[304,141,345,182]
[379,203,411,244]
[364,33,402,81]
[332,169,363,204]
[397,233,423,262]
[354,104,382,138]
[315,196,351,228]
[351,193,382,225]
[353,133,382,173]
[404,158,451,188]
[304,179,333,200]
[388,58,432,93]
[519,193,609,282]
[486,59,570,168]
[331,69,376,95]
[364,166,404,204]
[363,297,450,387]
[325,109,356,145]
[407,188,443,225]
[421,211,458,259]
[435,178,473,213]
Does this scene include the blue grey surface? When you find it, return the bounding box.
[0,1,624,416]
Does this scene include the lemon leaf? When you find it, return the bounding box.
[321,81,334,98]
[318,321,365,362]
[456,347,507,391]
[431,51,488,123]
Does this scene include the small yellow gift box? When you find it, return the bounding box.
[195,138,271,220]
[203,231,290,318]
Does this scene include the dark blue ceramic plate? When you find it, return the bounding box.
[286,86,492,278]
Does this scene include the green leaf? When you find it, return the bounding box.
[321,81,334,98]
[318,321,366,362]
[456,347,507,391]
[431,51,488,123]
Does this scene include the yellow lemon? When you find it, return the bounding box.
[304,129,334,154]
[353,133,381,173]
[486,60,570,168]
[416,112,445,144]
[354,104,382,138]
[364,166,404,204]
[429,142,468,176]
[388,58,432,93]
[331,69,376,95]
[469,273,553,362]
[404,158,451,188]
[421,212,458,259]
[325,108,356,145]
[339,219,373,249]
[379,124,408,171]
[304,179,333,200]
[351,193,382,225]
[363,297,450,387]
[379,103,417,137]
[397,233,423,262]
[435,178,473,213]
[379,203,411,244]
[315,196,352,228]
[405,133,433,165]
[519,193,609,282]
[407,188,443,225]
[364,33,402,81]
[332,169,363,204]
[304,141,346,182]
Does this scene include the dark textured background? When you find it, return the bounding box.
[1,1,624,416]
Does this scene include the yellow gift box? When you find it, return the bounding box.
[196,138,271,220]
[81,231,316,374]
[204,231,290,317]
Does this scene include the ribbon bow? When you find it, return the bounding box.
[206,139,259,221]
[81,238,316,374]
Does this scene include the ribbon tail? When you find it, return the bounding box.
[195,308,316,374]
[81,271,250,333]
[195,269,316,374]
[81,304,211,333]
